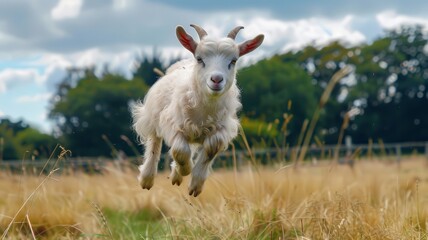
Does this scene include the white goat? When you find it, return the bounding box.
[132,24,264,197]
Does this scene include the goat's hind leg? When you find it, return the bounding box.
[138,135,162,190]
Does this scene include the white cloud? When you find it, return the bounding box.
[0,47,144,94]
[51,0,83,20]
[201,12,366,63]
[67,47,142,78]
[16,93,53,103]
[0,11,370,94]
[0,68,40,93]
[376,11,428,30]
[0,110,4,117]
[0,30,21,45]
[113,0,129,10]
[243,15,366,52]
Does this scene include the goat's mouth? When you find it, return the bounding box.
[208,86,224,94]
[208,85,223,92]
[207,83,224,93]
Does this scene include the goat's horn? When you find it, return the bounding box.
[227,26,244,40]
[190,24,207,39]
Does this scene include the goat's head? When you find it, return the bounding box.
[176,24,264,96]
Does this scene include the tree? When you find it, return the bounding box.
[0,123,20,160]
[278,42,363,143]
[132,49,181,86]
[348,25,428,142]
[0,118,30,134]
[238,56,318,145]
[49,70,149,156]
[14,128,57,158]
[0,118,56,160]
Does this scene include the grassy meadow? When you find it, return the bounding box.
[1,153,428,239]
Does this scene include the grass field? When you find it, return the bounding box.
[1,155,428,239]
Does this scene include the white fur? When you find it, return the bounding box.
[132,25,262,197]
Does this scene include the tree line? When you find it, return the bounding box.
[1,25,427,160]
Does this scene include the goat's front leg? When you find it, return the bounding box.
[189,132,228,197]
[138,136,162,190]
[169,133,192,186]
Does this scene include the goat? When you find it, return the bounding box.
[132,24,264,197]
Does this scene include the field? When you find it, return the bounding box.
[1,153,428,240]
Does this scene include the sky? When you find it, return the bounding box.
[1,0,428,133]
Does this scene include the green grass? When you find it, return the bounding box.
[99,208,165,239]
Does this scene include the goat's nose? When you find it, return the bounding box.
[210,74,224,84]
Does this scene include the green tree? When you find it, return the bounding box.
[0,118,56,160]
[49,70,149,156]
[133,50,181,86]
[0,118,30,134]
[279,42,361,143]
[14,128,57,158]
[0,124,20,160]
[348,25,428,142]
[238,57,317,144]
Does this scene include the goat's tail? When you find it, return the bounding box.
[130,100,149,144]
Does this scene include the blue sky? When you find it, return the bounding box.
[1,0,428,133]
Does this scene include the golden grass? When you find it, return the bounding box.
[1,157,428,239]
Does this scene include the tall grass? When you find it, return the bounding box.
[1,156,427,239]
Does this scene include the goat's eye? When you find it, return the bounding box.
[228,59,237,69]
[196,57,205,66]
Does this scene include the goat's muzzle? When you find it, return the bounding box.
[207,73,225,93]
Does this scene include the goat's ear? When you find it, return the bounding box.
[176,26,198,54]
[239,34,264,57]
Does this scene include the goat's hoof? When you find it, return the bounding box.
[170,170,183,186]
[140,180,154,190]
[188,189,200,197]
[172,178,182,186]
[188,188,202,197]
[188,179,204,197]
[138,174,155,190]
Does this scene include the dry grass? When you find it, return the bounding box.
[1,157,428,239]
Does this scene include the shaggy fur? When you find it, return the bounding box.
[132,24,264,196]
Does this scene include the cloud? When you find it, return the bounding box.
[0,47,146,93]
[0,30,22,45]
[62,48,138,78]
[149,0,428,20]
[376,11,428,31]
[29,0,204,53]
[0,0,427,58]
[0,8,369,93]
[201,12,365,58]
[0,68,39,93]
[51,0,83,20]
[113,0,129,10]
[16,93,52,103]
[0,2,61,54]
[244,15,366,52]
